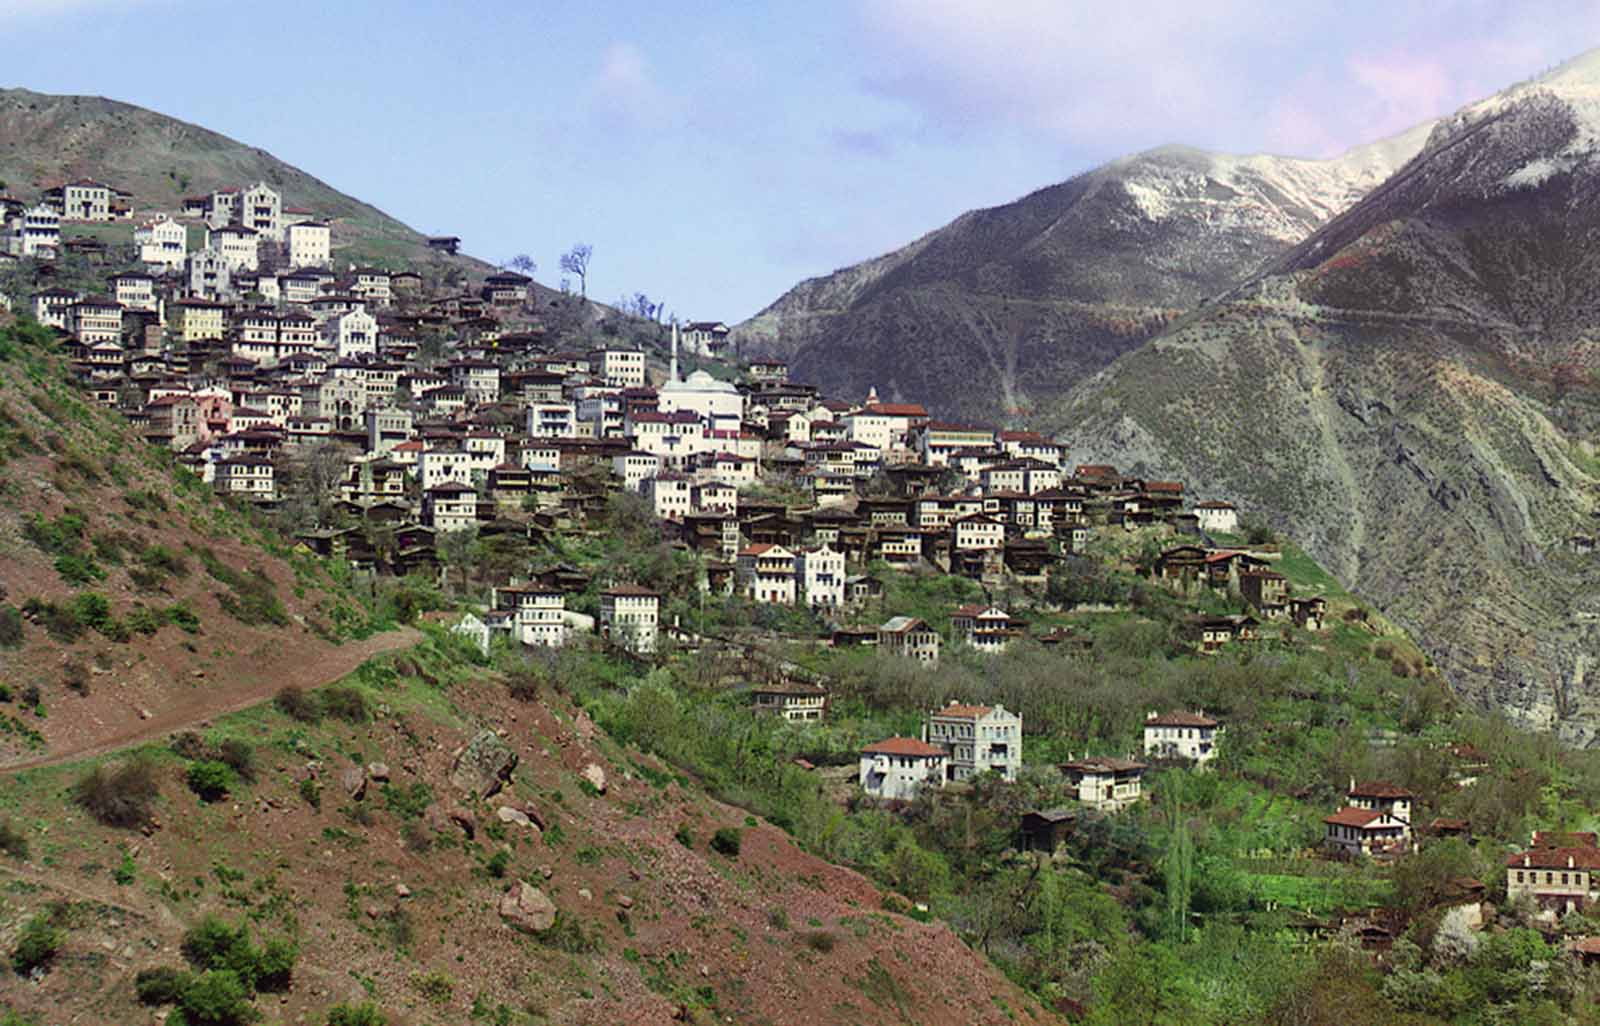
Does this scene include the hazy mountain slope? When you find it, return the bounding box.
[0,88,482,270]
[1055,52,1600,741]
[739,124,1432,420]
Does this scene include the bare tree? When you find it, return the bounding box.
[506,253,536,277]
[559,244,592,297]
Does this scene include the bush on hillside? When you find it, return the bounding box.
[11,913,62,974]
[185,761,234,803]
[273,686,321,723]
[73,758,160,828]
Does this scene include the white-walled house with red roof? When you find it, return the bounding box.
[859,737,949,800]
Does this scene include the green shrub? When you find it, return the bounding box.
[0,606,22,648]
[0,819,28,860]
[485,849,511,878]
[138,544,188,578]
[21,598,83,643]
[176,968,255,1026]
[216,740,256,784]
[181,915,251,973]
[165,603,202,634]
[126,605,164,635]
[67,592,110,630]
[380,782,433,820]
[114,850,137,885]
[325,1002,387,1026]
[53,552,105,586]
[135,966,190,1004]
[801,929,837,952]
[506,669,541,702]
[710,827,742,858]
[73,758,160,828]
[253,937,297,992]
[409,970,454,1004]
[186,761,234,802]
[11,913,63,974]
[298,777,322,810]
[273,686,321,723]
[320,686,369,724]
[675,824,695,848]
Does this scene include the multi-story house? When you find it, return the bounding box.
[208,224,259,271]
[795,544,845,608]
[878,616,940,664]
[417,447,474,490]
[915,421,997,466]
[925,702,1022,783]
[134,215,187,270]
[859,738,948,800]
[527,401,578,438]
[950,605,1021,654]
[1323,781,1415,858]
[613,450,661,491]
[169,298,228,341]
[45,179,112,221]
[1506,836,1600,918]
[186,249,233,300]
[109,272,159,313]
[422,482,479,532]
[750,681,828,721]
[327,309,379,360]
[643,473,694,522]
[680,320,730,355]
[351,267,392,306]
[1142,711,1221,766]
[1060,757,1147,811]
[240,182,282,241]
[284,221,331,268]
[449,359,500,404]
[589,346,646,388]
[492,584,568,648]
[1194,500,1239,534]
[5,204,61,258]
[737,544,798,604]
[213,456,276,501]
[68,297,124,344]
[32,287,78,329]
[600,584,659,654]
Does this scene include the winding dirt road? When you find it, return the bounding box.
[4,626,421,773]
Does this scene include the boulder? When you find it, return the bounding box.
[451,731,518,798]
[366,762,391,783]
[423,802,476,839]
[496,805,533,828]
[498,882,557,933]
[581,763,607,794]
[338,766,367,800]
[521,802,548,830]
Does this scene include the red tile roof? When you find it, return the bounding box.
[1324,807,1386,828]
[1145,711,1219,728]
[932,703,994,720]
[862,737,946,757]
[1506,847,1600,870]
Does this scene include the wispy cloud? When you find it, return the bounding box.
[854,0,1600,158]
[586,41,680,132]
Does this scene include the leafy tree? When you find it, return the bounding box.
[176,969,256,1026]
[11,913,62,974]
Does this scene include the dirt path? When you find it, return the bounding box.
[5,626,422,773]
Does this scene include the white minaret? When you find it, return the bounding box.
[670,322,680,384]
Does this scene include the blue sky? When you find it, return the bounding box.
[4,1,1597,320]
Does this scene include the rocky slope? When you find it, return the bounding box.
[738,124,1432,421]
[1054,51,1600,742]
[0,635,1053,1026]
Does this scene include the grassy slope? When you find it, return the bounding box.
[0,318,382,765]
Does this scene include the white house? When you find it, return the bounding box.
[859,738,948,800]
[1143,711,1221,766]
[493,584,568,648]
[750,681,828,722]
[1323,781,1416,858]
[208,224,259,271]
[285,221,331,268]
[737,544,798,605]
[795,544,845,609]
[600,585,660,654]
[925,702,1022,783]
[1194,501,1240,535]
[1059,757,1147,812]
[134,215,187,271]
[423,482,478,532]
[328,309,379,360]
[643,473,694,521]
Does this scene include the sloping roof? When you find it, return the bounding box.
[1061,756,1146,774]
[862,737,945,757]
[1145,711,1219,728]
[1506,846,1600,870]
[931,703,994,720]
[603,583,659,598]
[1349,781,1415,800]
[1324,807,1386,828]
[879,616,930,634]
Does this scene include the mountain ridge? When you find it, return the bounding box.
[737,123,1433,422]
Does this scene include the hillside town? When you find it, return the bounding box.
[6,173,1598,998]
